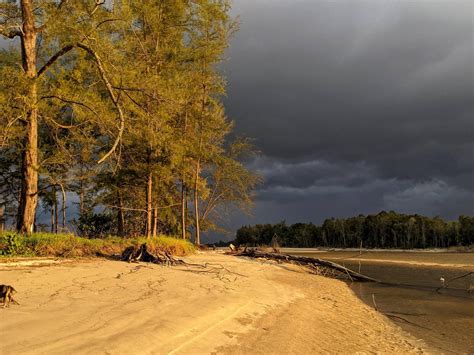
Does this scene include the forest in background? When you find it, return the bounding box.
[235,212,474,249]
[0,0,259,244]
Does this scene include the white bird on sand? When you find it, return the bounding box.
[440,277,446,287]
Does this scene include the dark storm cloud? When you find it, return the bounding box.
[218,0,474,233]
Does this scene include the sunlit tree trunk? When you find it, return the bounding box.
[181,182,186,239]
[16,0,38,234]
[0,207,5,232]
[152,207,158,238]
[53,186,58,233]
[181,108,188,240]
[60,183,66,230]
[117,191,125,236]
[79,164,85,215]
[193,159,201,246]
[50,202,54,233]
[146,171,153,239]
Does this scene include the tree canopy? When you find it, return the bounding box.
[1,0,259,243]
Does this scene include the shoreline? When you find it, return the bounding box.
[282,248,474,269]
[1,253,428,354]
[280,247,474,254]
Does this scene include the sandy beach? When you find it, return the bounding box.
[0,253,427,354]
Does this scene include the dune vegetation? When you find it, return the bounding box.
[0,232,195,258]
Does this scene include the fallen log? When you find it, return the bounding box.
[121,244,184,266]
[232,249,378,282]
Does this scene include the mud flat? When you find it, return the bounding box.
[1,253,427,354]
[286,249,474,353]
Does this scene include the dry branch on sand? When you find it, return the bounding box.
[230,248,378,282]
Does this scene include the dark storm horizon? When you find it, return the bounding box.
[206,0,474,241]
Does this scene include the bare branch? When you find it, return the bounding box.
[76,43,124,164]
[105,203,180,213]
[36,42,125,164]
[42,115,79,129]
[90,0,105,15]
[40,95,100,118]
[37,44,75,77]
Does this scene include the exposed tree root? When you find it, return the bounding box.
[121,244,184,266]
[120,245,246,282]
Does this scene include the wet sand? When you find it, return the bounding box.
[0,253,427,354]
[285,249,474,353]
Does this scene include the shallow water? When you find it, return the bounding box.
[285,250,474,353]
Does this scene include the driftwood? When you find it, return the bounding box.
[121,244,184,266]
[232,249,378,282]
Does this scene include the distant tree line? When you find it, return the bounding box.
[235,212,474,248]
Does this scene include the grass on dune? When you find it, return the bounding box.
[0,232,195,258]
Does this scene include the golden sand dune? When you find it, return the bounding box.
[0,253,427,354]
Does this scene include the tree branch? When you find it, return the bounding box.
[40,95,100,118]
[90,0,105,15]
[36,42,125,164]
[0,26,21,39]
[76,43,125,164]
[37,44,75,77]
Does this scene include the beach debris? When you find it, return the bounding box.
[435,271,474,294]
[1,284,19,308]
[121,244,184,266]
[270,234,281,253]
[371,294,378,310]
[228,243,236,252]
[229,249,378,282]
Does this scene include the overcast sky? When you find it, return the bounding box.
[208,0,473,240]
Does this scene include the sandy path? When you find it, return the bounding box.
[0,253,427,354]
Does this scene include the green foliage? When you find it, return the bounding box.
[235,212,474,249]
[458,215,474,246]
[0,232,194,257]
[0,232,29,256]
[73,212,115,238]
[1,0,257,239]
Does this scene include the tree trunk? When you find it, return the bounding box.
[79,164,85,215]
[50,203,54,233]
[117,191,125,236]
[146,171,153,239]
[181,107,188,240]
[181,182,186,239]
[60,183,66,230]
[193,159,201,246]
[0,206,5,232]
[152,207,158,238]
[16,0,38,234]
[53,186,58,234]
[50,185,55,233]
